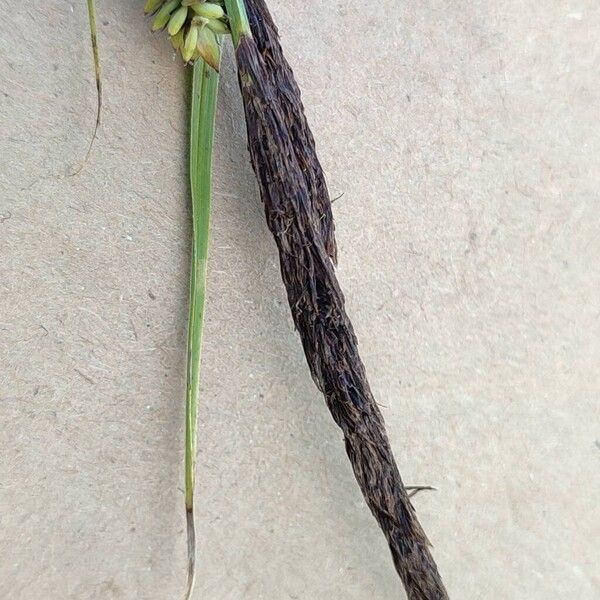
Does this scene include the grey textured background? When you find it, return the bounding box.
[1,1,599,598]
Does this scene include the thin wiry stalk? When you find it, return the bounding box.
[76,0,102,174]
[185,54,221,600]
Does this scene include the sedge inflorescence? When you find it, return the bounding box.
[144,0,229,68]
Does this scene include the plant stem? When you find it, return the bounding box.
[85,0,101,131]
[77,0,102,174]
[223,0,252,46]
[185,54,221,600]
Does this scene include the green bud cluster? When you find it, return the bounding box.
[144,0,228,69]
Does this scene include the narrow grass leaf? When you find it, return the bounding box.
[185,54,221,600]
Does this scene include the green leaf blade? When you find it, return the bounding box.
[184,55,221,600]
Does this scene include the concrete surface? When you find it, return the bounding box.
[1,1,599,598]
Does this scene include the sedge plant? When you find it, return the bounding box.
[84,1,450,598]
